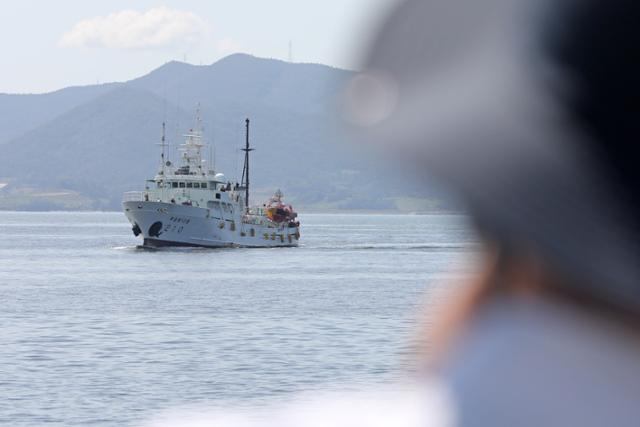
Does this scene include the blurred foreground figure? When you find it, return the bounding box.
[146,1,640,426]
[345,0,640,425]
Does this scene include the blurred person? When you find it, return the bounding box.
[145,0,640,425]
[344,0,640,425]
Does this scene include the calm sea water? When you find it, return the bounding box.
[0,212,476,426]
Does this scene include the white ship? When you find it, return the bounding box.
[122,111,300,248]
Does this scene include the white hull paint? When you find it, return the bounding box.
[124,201,299,249]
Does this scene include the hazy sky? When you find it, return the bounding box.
[0,0,397,94]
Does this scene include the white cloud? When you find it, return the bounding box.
[59,7,209,49]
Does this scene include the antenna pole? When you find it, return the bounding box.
[161,122,166,172]
[161,122,166,199]
[209,144,213,173]
[210,116,216,172]
[240,118,254,211]
[246,119,249,209]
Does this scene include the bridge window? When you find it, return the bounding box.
[194,182,200,189]
[179,182,186,188]
[172,182,178,188]
[201,182,207,189]
[186,182,193,188]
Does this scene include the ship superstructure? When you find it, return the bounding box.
[122,110,300,248]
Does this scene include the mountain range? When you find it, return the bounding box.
[0,54,444,211]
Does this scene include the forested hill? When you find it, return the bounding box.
[0,54,444,212]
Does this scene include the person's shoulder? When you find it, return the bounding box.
[141,382,456,427]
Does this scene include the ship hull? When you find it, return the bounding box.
[123,201,299,248]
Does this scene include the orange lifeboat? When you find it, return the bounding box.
[265,190,297,223]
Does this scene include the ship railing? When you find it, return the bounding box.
[123,191,145,202]
[247,207,266,216]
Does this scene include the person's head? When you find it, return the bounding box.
[346,0,640,349]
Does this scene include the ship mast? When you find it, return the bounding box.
[157,122,168,199]
[240,118,254,210]
[160,122,167,174]
[179,105,204,173]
